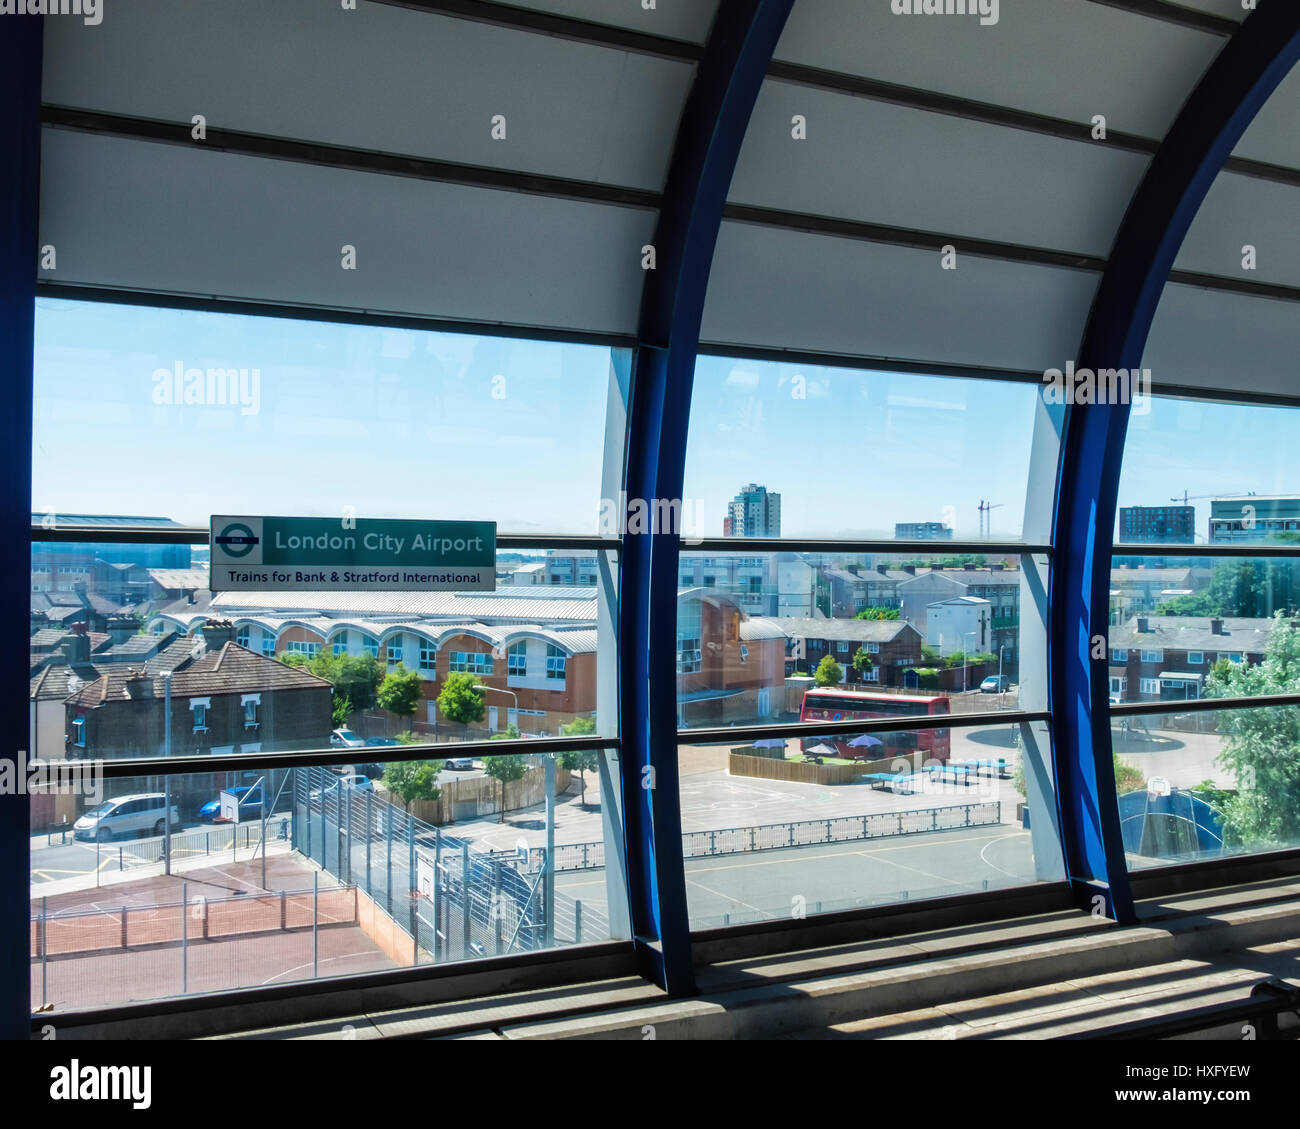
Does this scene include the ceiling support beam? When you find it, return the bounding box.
[619,0,795,997]
[1049,0,1300,925]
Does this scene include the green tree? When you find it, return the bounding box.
[483,753,529,822]
[1203,613,1300,847]
[331,694,354,730]
[437,672,486,725]
[377,665,423,726]
[920,644,941,663]
[489,724,520,741]
[855,606,900,621]
[851,647,874,683]
[559,717,601,804]
[814,654,843,687]
[383,759,445,808]
[280,649,383,724]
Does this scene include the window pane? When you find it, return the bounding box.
[674,550,1028,729]
[29,754,623,1013]
[676,722,1061,928]
[30,545,607,759]
[685,358,1039,540]
[33,298,611,535]
[1113,707,1300,868]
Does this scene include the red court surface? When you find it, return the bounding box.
[31,856,397,1013]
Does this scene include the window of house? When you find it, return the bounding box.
[192,703,208,731]
[387,643,402,664]
[1187,651,1204,665]
[1112,649,1128,662]
[71,717,85,747]
[236,627,250,648]
[418,644,436,672]
[1140,650,1162,663]
[1139,678,1161,696]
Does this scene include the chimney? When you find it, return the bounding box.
[1137,617,1149,634]
[902,565,916,575]
[876,564,888,575]
[73,579,91,608]
[124,669,155,700]
[107,615,137,645]
[846,564,859,576]
[60,623,91,665]
[931,565,944,572]
[202,618,235,649]
[1210,618,1224,635]
[990,563,1004,572]
[964,563,976,571]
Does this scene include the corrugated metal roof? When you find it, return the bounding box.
[211,588,599,623]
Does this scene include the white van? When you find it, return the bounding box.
[74,793,182,842]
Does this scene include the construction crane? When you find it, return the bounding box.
[1170,491,1255,505]
[978,499,1003,539]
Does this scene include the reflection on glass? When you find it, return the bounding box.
[1114,707,1300,868]
[676,724,1057,928]
[30,755,622,1013]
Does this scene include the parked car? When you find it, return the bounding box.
[197,785,266,823]
[310,773,373,801]
[363,737,398,747]
[445,757,476,770]
[74,793,181,842]
[979,675,1011,693]
[330,728,365,749]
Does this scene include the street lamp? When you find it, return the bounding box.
[472,683,518,735]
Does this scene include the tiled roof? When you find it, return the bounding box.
[66,643,331,707]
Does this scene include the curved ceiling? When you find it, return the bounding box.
[35,0,1297,395]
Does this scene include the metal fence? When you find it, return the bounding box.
[291,767,578,964]
[494,801,1001,874]
[30,879,355,1011]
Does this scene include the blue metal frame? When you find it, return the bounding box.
[1,13,42,1040]
[619,0,795,995]
[1049,1,1300,923]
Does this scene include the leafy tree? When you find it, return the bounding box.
[851,647,874,683]
[814,654,843,687]
[377,665,423,724]
[280,649,383,723]
[437,672,486,725]
[1203,613,1300,847]
[920,644,941,663]
[483,753,529,822]
[331,694,354,729]
[944,651,966,670]
[383,759,445,808]
[561,715,597,736]
[1113,757,1145,794]
[855,606,900,621]
[559,717,601,803]
[489,724,520,741]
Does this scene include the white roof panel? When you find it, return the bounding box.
[42,0,693,191]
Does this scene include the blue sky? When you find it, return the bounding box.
[32,299,1296,541]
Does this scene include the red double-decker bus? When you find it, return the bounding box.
[799,689,951,763]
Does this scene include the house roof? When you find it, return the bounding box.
[767,617,918,643]
[1110,615,1280,654]
[66,642,332,708]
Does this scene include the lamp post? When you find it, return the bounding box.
[473,683,518,735]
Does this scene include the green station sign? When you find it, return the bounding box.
[209,516,496,592]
